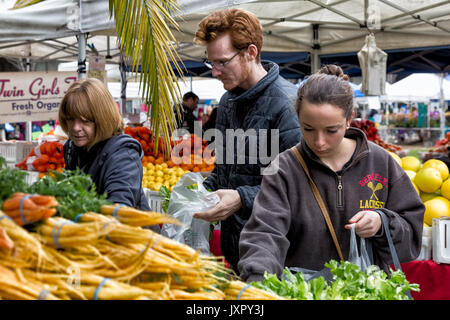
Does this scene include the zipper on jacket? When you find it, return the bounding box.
[337,175,343,207]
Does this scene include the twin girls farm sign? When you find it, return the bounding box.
[0,72,77,124]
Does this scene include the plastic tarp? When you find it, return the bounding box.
[385,73,450,100]
[172,0,450,60]
[0,1,449,60]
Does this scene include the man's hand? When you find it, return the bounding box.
[193,189,242,222]
[344,210,382,238]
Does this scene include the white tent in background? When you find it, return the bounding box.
[385,73,450,100]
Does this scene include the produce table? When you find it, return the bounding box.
[401,260,450,300]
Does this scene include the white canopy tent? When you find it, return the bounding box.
[385,73,450,100]
[0,0,449,71]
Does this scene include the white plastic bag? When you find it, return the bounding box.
[161,172,219,255]
[348,224,372,272]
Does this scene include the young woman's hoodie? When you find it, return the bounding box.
[238,127,425,282]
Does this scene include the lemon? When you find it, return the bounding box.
[420,191,439,203]
[162,181,170,188]
[147,181,155,190]
[146,163,154,170]
[440,179,450,200]
[147,175,155,182]
[156,176,164,183]
[155,170,164,178]
[161,162,168,168]
[401,156,421,172]
[424,196,450,225]
[422,159,449,181]
[404,170,416,181]
[414,167,443,193]
[388,151,402,167]
[153,182,162,192]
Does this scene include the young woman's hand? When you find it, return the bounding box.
[344,210,382,238]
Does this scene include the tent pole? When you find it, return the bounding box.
[439,73,446,139]
[77,33,87,79]
[120,53,127,115]
[25,50,32,142]
[311,24,320,73]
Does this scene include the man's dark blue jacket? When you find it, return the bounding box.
[203,61,302,270]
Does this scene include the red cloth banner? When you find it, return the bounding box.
[401,260,450,300]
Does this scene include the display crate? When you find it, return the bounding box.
[16,141,38,163]
[416,226,432,261]
[0,141,37,166]
[143,188,163,213]
[0,142,17,163]
[432,217,450,264]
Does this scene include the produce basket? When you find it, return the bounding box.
[0,141,38,166]
[0,141,17,163]
[432,217,450,264]
[143,188,163,213]
[16,141,38,163]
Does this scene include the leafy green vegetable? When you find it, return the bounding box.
[0,156,29,207]
[251,260,419,300]
[27,169,111,221]
[159,185,171,213]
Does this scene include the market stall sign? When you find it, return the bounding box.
[0,71,77,124]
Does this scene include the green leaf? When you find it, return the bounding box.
[109,0,184,157]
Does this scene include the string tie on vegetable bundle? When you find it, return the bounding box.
[103,220,119,242]
[94,277,111,300]
[73,213,84,223]
[0,215,12,222]
[19,194,37,225]
[37,288,50,300]
[237,284,252,300]
[51,220,75,249]
[112,204,126,220]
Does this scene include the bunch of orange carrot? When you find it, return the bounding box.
[2,192,58,226]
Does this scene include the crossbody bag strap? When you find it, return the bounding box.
[291,146,344,261]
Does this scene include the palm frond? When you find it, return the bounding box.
[11,0,45,9]
[109,0,184,157]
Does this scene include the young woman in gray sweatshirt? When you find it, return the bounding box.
[238,65,425,283]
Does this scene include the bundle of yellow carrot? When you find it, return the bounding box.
[2,193,58,226]
[0,265,59,300]
[36,216,107,249]
[100,204,181,227]
[0,202,283,300]
[21,269,166,300]
[222,280,285,300]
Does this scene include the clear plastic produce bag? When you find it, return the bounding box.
[348,223,372,272]
[161,172,219,255]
